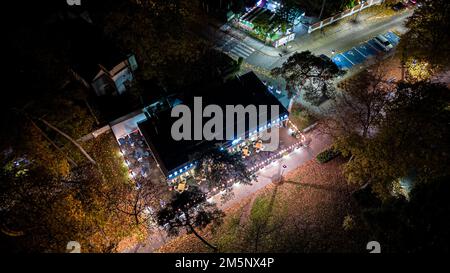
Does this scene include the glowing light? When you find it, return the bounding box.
[232,137,242,145]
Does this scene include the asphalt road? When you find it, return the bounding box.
[242,10,413,71]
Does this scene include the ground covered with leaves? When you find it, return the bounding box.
[157,157,369,253]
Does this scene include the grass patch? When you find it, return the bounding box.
[156,159,367,253]
[290,103,318,130]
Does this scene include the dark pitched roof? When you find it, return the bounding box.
[138,72,288,175]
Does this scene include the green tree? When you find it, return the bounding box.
[323,66,392,139]
[400,0,450,71]
[253,16,272,39]
[196,149,255,202]
[102,0,209,87]
[156,187,224,252]
[357,175,450,252]
[277,0,305,25]
[230,0,246,15]
[337,81,450,199]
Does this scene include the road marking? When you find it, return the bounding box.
[354,47,367,58]
[340,53,355,65]
[229,43,255,59]
[366,41,382,52]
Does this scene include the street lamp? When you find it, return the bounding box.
[353,0,365,22]
[279,164,287,183]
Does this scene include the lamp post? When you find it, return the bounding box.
[319,0,327,20]
[353,0,365,22]
[279,164,287,183]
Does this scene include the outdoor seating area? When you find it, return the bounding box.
[230,125,305,173]
[117,130,153,187]
[169,175,196,194]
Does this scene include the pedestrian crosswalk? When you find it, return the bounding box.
[228,43,256,59]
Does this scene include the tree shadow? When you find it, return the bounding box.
[283,179,341,193]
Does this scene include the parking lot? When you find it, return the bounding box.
[331,31,400,70]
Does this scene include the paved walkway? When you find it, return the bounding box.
[212,130,331,211]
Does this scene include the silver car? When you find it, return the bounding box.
[374,35,393,51]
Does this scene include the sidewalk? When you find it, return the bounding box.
[213,129,332,211]
[288,9,412,56]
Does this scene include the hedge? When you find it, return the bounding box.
[316,148,341,163]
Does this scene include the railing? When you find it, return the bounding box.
[308,0,384,33]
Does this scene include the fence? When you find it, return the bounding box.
[308,0,384,33]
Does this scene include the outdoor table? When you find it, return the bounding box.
[176,182,187,193]
[242,147,250,157]
[255,141,263,149]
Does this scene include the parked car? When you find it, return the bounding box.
[319,54,332,62]
[374,35,394,51]
[392,2,407,11]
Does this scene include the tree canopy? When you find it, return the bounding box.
[335,81,450,199]
[271,51,344,105]
[102,0,209,87]
[196,149,255,201]
[357,175,450,252]
[0,133,143,252]
[323,65,394,139]
[400,0,450,70]
[157,187,224,251]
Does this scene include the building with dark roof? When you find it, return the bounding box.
[137,72,289,180]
